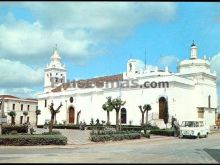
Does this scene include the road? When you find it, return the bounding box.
[0,133,219,163]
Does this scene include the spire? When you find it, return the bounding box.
[191,40,196,47]
[51,44,61,61]
[190,40,197,59]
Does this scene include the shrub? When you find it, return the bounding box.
[142,132,151,138]
[90,132,141,142]
[150,129,174,136]
[142,123,160,130]
[42,130,61,135]
[2,125,28,134]
[0,135,67,146]
[30,128,36,135]
[10,130,18,135]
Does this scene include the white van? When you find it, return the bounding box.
[179,119,210,139]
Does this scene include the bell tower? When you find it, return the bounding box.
[44,46,66,92]
[190,40,197,59]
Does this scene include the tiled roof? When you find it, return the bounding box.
[0,95,19,99]
[0,95,37,102]
[51,74,123,93]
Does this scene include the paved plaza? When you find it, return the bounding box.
[34,127,93,145]
[0,129,219,163]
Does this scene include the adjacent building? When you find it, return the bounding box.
[38,42,218,128]
[0,95,38,126]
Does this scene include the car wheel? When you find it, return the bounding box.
[205,132,208,138]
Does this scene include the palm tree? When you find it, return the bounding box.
[23,111,28,123]
[105,97,126,131]
[8,110,16,125]
[143,104,152,124]
[102,97,114,125]
[48,102,63,133]
[35,109,41,126]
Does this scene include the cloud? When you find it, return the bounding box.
[0,2,177,65]
[0,87,41,99]
[0,17,97,64]
[0,58,44,88]
[158,55,177,67]
[22,2,176,34]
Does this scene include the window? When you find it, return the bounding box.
[55,78,58,83]
[12,104,15,110]
[21,104,23,111]
[36,106,38,110]
[208,95,211,108]
[27,117,30,123]
[121,108,127,124]
[27,105,30,111]
[20,116,23,124]
[56,73,58,75]
[70,97,73,103]
[45,100,47,107]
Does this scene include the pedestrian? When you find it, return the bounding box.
[79,121,82,130]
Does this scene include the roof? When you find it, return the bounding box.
[0,95,19,99]
[51,74,123,93]
[0,95,37,102]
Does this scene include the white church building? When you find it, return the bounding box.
[37,42,218,128]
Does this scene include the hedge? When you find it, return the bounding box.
[90,132,141,142]
[42,131,61,135]
[150,129,174,136]
[2,125,28,134]
[0,135,67,146]
[37,125,80,129]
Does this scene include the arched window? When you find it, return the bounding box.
[70,97,73,103]
[121,108,127,124]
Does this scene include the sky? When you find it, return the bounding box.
[1,2,220,109]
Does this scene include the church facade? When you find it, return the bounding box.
[37,43,218,128]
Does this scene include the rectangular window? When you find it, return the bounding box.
[27,117,30,123]
[20,116,23,124]
[27,105,30,111]
[13,104,15,110]
[21,104,23,111]
[36,106,38,110]
[45,100,47,107]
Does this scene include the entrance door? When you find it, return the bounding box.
[159,97,166,119]
[69,107,75,123]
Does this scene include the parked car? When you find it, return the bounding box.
[179,119,210,139]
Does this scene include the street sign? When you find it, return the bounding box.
[0,117,7,124]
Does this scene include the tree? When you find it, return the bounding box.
[143,104,152,124]
[163,101,169,128]
[102,97,114,125]
[8,111,16,125]
[35,109,41,126]
[105,97,126,131]
[138,105,147,126]
[48,102,63,133]
[23,111,28,123]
